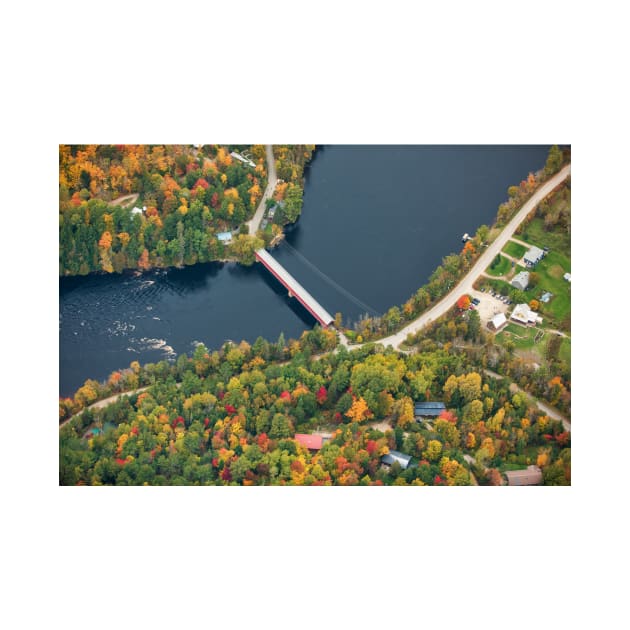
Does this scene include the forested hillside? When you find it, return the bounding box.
[59,144,314,275]
[60,321,570,486]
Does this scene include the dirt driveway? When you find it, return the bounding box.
[109,193,139,208]
[469,289,509,326]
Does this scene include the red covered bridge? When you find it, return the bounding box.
[255,248,334,328]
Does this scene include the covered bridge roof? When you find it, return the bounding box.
[255,248,334,327]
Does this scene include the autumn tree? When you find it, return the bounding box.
[457,295,471,310]
[138,248,151,270]
[544,145,563,177]
[345,397,371,423]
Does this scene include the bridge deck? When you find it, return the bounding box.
[255,249,334,327]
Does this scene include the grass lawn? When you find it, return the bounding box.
[519,217,571,259]
[503,240,527,259]
[532,251,571,322]
[497,323,548,360]
[482,277,514,295]
[486,254,512,277]
[559,336,571,364]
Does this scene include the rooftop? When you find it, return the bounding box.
[504,465,543,486]
[414,401,446,417]
[511,270,530,287]
[491,312,507,328]
[524,245,545,262]
[294,434,323,450]
[381,450,412,469]
[414,401,446,409]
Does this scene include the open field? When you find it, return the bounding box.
[503,240,527,259]
[520,217,571,258]
[496,323,550,364]
[486,254,512,277]
[532,251,571,321]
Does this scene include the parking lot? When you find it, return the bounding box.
[469,288,510,325]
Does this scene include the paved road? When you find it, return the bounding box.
[246,144,277,235]
[349,165,571,350]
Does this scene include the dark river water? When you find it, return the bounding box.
[60,145,550,396]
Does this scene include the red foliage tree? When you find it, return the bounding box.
[257,433,270,453]
[438,409,458,424]
[193,177,209,190]
[316,386,327,405]
[556,431,570,447]
[457,295,471,310]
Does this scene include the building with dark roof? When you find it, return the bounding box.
[381,450,412,470]
[414,401,446,418]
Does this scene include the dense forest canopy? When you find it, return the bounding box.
[59,144,314,275]
[60,315,570,486]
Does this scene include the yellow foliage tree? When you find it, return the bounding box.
[345,396,371,423]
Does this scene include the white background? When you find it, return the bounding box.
[1,1,628,628]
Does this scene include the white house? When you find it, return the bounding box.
[131,206,146,215]
[524,246,544,266]
[563,272,571,282]
[489,312,507,331]
[511,270,530,291]
[510,303,542,326]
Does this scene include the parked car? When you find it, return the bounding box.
[472,298,480,305]
[480,287,486,292]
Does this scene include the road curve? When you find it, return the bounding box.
[352,164,571,350]
[246,144,277,235]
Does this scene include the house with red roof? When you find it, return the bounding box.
[294,433,324,451]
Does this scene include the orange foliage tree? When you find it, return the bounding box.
[457,295,471,310]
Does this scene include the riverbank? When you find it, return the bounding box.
[341,162,571,347]
[61,145,555,398]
